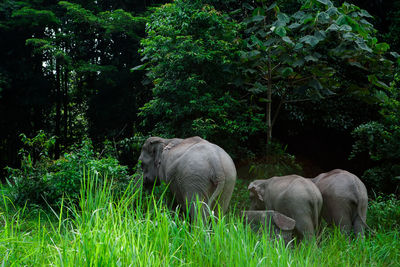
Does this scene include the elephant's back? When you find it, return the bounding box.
[168,139,236,182]
[313,170,365,200]
[286,177,322,205]
[269,176,321,205]
[268,176,322,227]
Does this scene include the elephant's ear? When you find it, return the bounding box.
[248,183,264,202]
[150,138,166,168]
[271,212,296,231]
[149,136,164,145]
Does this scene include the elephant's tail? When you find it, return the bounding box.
[314,188,323,232]
[353,212,372,237]
[353,178,371,236]
[207,177,225,214]
[207,146,236,216]
[353,199,372,236]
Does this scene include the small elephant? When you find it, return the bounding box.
[311,169,368,236]
[138,136,237,219]
[248,175,322,239]
[243,210,296,245]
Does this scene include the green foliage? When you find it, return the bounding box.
[11,6,60,27]
[228,179,251,214]
[351,73,400,192]
[240,0,393,143]
[368,194,400,230]
[380,1,400,52]
[139,0,264,156]
[6,132,130,207]
[0,0,158,172]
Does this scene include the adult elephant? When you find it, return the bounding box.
[248,175,323,240]
[312,169,368,236]
[138,136,237,219]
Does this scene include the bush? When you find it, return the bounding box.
[6,132,131,208]
[351,73,400,193]
[368,194,400,230]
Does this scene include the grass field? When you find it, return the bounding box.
[0,173,399,266]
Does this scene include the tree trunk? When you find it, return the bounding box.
[55,60,61,159]
[266,50,272,153]
[63,68,68,148]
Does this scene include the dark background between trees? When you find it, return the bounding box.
[1,0,399,198]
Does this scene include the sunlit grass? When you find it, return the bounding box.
[0,173,399,266]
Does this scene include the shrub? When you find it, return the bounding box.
[6,132,131,208]
[351,73,400,193]
[368,194,400,230]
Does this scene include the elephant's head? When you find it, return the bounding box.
[138,137,166,186]
[248,180,266,210]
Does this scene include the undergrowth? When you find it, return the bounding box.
[0,172,399,266]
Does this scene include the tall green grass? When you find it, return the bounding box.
[0,172,399,266]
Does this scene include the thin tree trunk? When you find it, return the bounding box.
[55,60,61,159]
[266,50,272,152]
[63,68,68,148]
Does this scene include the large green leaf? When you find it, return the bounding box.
[282,36,294,45]
[277,13,290,25]
[274,26,287,37]
[368,75,390,90]
[355,39,372,53]
[244,15,265,24]
[316,0,333,7]
[305,55,318,62]
[131,64,148,71]
[390,52,400,59]
[359,9,373,18]
[288,22,301,29]
[326,24,339,31]
[299,35,319,47]
[274,26,286,37]
[292,11,306,20]
[317,12,330,24]
[326,6,338,16]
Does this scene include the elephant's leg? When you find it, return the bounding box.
[353,215,365,237]
[294,216,315,240]
[332,213,352,235]
[214,178,235,216]
[325,200,352,235]
[184,192,209,222]
[353,199,368,237]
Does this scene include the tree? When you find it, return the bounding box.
[351,73,400,193]
[0,0,169,174]
[138,0,264,156]
[240,0,394,151]
[0,0,55,176]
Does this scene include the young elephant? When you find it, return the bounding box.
[243,210,296,245]
[138,136,236,219]
[311,169,368,236]
[248,175,322,239]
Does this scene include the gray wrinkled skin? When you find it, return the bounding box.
[243,210,296,245]
[248,175,322,240]
[312,169,368,236]
[138,136,237,219]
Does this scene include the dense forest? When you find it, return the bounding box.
[1,0,400,265]
[1,0,399,194]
